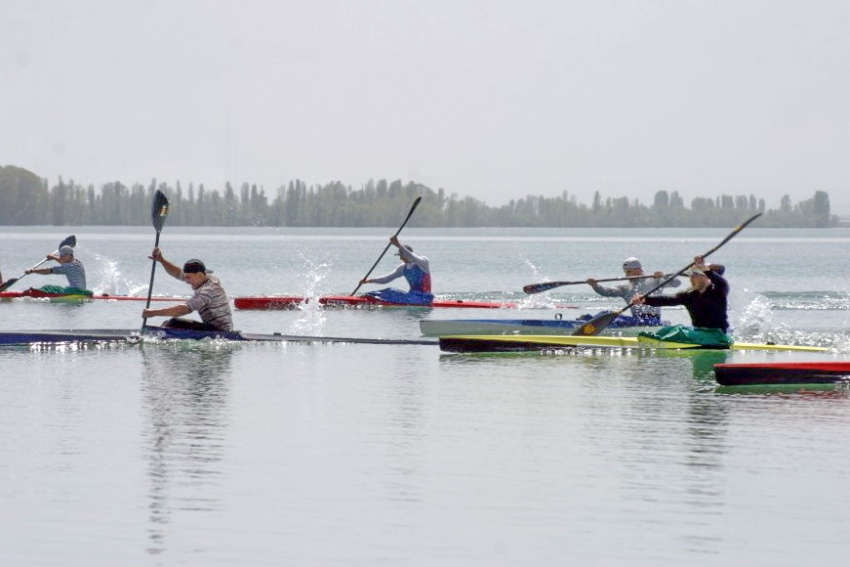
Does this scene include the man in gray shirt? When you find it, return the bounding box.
[25,245,88,291]
[586,257,680,324]
[142,249,233,331]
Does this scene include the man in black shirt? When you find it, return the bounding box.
[632,255,728,331]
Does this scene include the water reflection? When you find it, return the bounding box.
[139,343,235,556]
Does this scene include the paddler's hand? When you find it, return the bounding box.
[360,278,370,285]
[149,248,163,262]
[142,308,157,318]
[631,295,646,305]
[389,235,401,248]
[653,271,664,278]
[586,278,597,286]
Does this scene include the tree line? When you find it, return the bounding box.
[0,164,838,228]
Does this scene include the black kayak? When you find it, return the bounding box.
[714,361,850,386]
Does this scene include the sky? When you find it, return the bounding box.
[2,0,850,214]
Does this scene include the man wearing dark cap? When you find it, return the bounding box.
[359,235,433,305]
[142,247,233,331]
[25,244,88,292]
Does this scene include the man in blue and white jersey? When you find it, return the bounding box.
[359,236,433,305]
[25,245,88,291]
[142,248,233,332]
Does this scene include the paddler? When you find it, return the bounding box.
[586,257,680,324]
[142,249,233,331]
[631,255,731,347]
[24,245,89,293]
[359,236,433,305]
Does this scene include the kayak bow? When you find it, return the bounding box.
[714,361,850,386]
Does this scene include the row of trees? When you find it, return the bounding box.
[0,164,838,228]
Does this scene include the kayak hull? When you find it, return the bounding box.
[419,318,664,336]
[1,289,183,303]
[438,334,828,353]
[0,326,437,346]
[234,296,576,310]
[714,361,850,386]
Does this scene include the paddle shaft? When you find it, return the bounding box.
[350,196,422,296]
[142,191,170,330]
[524,273,677,294]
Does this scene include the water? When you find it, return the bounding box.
[2,226,850,566]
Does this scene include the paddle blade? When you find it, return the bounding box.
[151,190,170,232]
[0,277,19,292]
[60,235,77,248]
[523,281,566,294]
[572,310,621,336]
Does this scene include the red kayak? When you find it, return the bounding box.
[1,289,184,302]
[714,361,850,386]
[234,295,578,310]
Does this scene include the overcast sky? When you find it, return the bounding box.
[3,0,849,214]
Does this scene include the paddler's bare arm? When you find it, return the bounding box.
[149,248,183,279]
[143,304,192,319]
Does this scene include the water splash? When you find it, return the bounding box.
[286,254,329,335]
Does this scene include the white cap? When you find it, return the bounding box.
[622,257,641,270]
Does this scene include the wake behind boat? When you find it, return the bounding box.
[438,334,828,353]
[419,314,665,336]
[234,295,578,310]
[0,326,439,347]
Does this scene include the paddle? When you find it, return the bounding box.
[572,213,762,337]
[350,196,422,296]
[523,273,677,295]
[0,235,77,292]
[142,190,170,330]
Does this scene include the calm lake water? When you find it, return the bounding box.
[2,225,850,566]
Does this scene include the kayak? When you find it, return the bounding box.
[0,326,439,346]
[1,289,184,303]
[419,317,665,337]
[234,295,578,310]
[438,334,828,353]
[714,361,850,386]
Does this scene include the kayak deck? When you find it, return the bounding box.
[234,296,577,310]
[438,334,829,353]
[714,361,850,386]
[419,318,665,336]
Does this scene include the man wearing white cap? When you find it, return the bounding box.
[25,244,88,291]
[586,257,680,324]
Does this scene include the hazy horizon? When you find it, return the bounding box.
[3,0,849,213]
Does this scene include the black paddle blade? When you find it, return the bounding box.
[151,190,170,232]
[0,277,19,292]
[523,281,565,294]
[60,235,77,248]
[572,310,621,336]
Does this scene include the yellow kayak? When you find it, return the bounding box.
[438,334,828,353]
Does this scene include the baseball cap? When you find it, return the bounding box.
[183,259,213,274]
[622,257,641,270]
[59,245,74,257]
